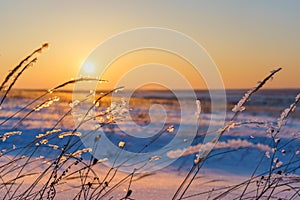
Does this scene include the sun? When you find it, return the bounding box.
[82,61,95,73]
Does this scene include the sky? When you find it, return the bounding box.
[0,0,299,90]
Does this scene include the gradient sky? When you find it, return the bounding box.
[0,0,299,90]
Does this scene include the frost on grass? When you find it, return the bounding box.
[195,99,201,119]
[58,131,82,138]
[48,144,60,150]
[36,129,61,139]
[268,93,300,136]
[40,139,48,145]
[265,151,271,159]
[67,147,92,158]
[148,155,161,162]
[231,68,282,115]
[167,125,175,133]
[34,96,60,111]
[118,141,125,148]
[0,131,22,141]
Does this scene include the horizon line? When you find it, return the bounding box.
[9,87,300,92]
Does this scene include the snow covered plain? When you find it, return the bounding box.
[0,89,299,199]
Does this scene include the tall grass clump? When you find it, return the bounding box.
[172,68,300,200]
[0,45,299,199]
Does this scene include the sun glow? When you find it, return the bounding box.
[82,62,95,74]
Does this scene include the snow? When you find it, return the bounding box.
[0,89,299,199]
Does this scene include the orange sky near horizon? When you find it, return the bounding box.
[0,1,299,90]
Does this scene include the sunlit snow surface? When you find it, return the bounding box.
[0,89,299,176]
